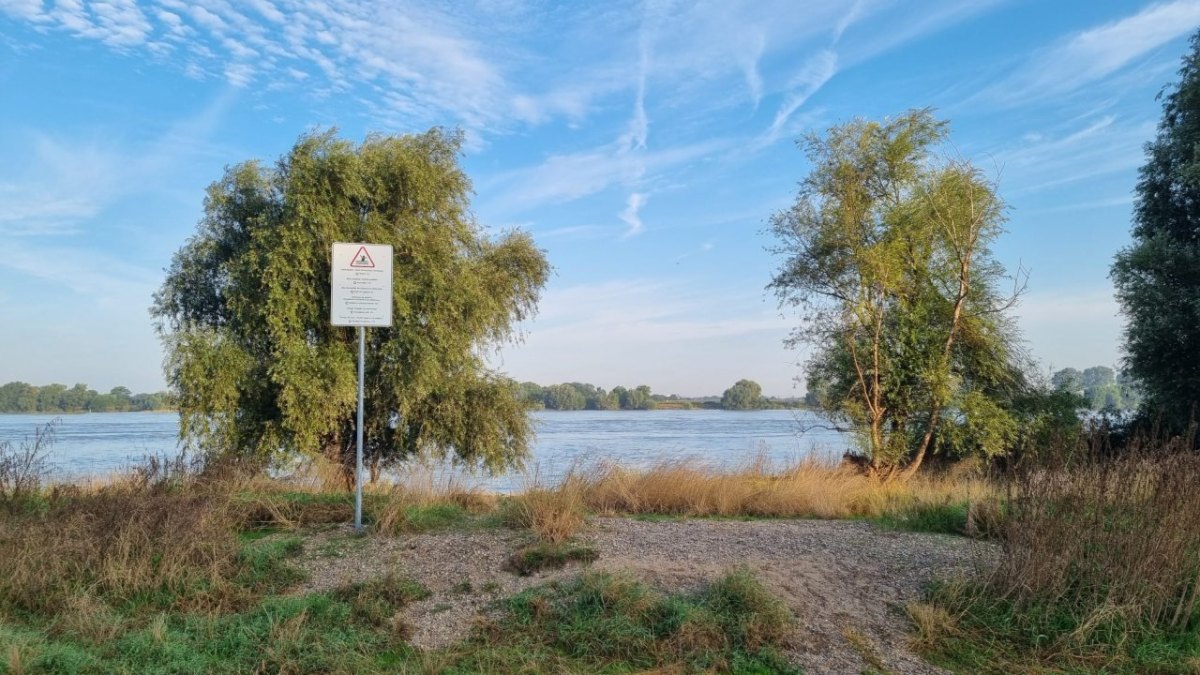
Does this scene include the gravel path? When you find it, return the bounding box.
[293,518,995,674]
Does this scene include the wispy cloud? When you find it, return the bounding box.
[525,278,785,344]
[0,91,234,237]
[976,0,1200,106]
[618,192,647,238]
[759,49,838,147]
[0,242,160,306]
[482,137,728,215]
[986,114,1154,194]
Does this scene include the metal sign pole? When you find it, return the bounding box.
[331,241,391,534]
[354,325,365,532]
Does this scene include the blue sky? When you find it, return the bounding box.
[1,0,1197,397]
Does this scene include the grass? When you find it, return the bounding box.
[1,561,798,674]
[499,473,589,544]
[0,445,806,673]
[444,569,799,674]
[913,427,1200,673]
[506,541,600,576]
[575,454,997,526]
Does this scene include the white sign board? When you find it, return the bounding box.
[331,242,393,327]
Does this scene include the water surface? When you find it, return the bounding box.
[0,409,853,489]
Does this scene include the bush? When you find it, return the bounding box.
[0,461,307,619]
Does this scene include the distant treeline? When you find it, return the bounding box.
[0,382,174,413]
[517,379,807,411]
[1049,366,1141,411]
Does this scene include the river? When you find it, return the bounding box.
[0,410,853,490]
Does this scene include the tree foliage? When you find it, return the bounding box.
[152,129,550,475]
[769,109,1026,475]
[1049,366,1140,411]
[0,382,172,413]
[1112,31,1200,430]
[721,380,764,410]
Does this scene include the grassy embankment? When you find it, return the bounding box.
[17,423,1196,673]
[0,457,802,673]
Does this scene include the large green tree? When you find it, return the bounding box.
[1112,32,1200,430]
[769,110,1025,476]
[721,380,764,410]
[152,129,551,478]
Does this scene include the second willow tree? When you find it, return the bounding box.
[153,129,551,481]
[770,110,1025,477]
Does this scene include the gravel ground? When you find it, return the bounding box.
[292,518,995,674]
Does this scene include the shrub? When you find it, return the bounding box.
[994,428,1200,635]
[0,461,306,618]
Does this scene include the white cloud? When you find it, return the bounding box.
[985,114,1154,194]
[979,0,1200,106]
[482,137,727,214]
[0,242,159,305]
[618,192,647,238]
[760,49,838,147]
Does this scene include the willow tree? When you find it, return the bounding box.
[769,110,1024,477]
[152,129,551,479]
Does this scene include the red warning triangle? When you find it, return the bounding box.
[349,245,375,268]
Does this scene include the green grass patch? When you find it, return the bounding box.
[391,502,471,532]
[447,568,799,673]
[1,566,799,674]
[233,535,307,594]
[874,501,969,535]
[506,541,600,576]
[913,581,1200,674]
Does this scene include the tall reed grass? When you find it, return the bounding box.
[577,454,994,523]
[994,427,1200,637]
[917,425,1200,671]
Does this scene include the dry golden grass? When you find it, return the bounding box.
[0,484,242,617]
[502,472,588,544]
[577,454,995,521]
[5,642,28,675]
[906,600,961,653]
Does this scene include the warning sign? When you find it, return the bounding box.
[349,246,375,268]
[330,242,393,327]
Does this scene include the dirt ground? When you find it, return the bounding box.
[293,517,994,674]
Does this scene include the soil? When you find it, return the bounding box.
[293,517,995,674]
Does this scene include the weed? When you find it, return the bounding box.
[455,569,798,673]
[229,491,356,531]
